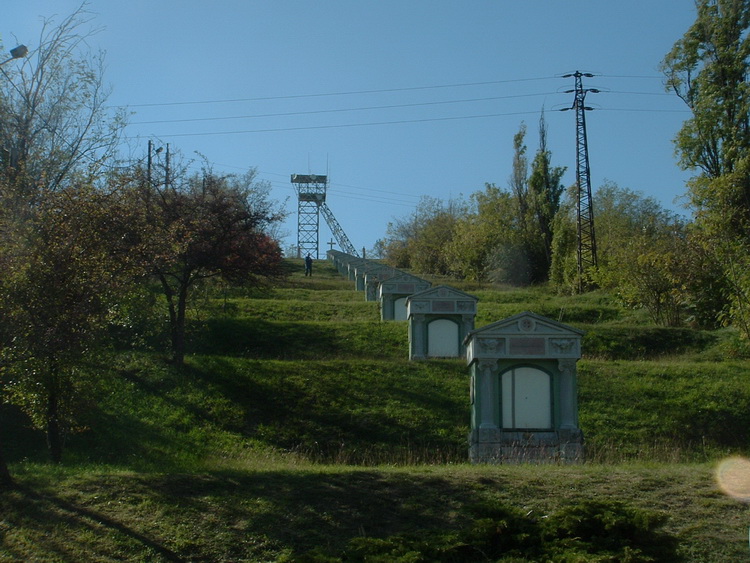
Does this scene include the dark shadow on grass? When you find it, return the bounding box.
[177,357,469,464]
[0,467,689,562]
[187,316,407,360]
[140,469,473,554]
[187,318,345,359]
[69,408,203,471]
[0,404,48,464]
[6,484,184,562]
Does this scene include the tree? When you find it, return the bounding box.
[382,115,564,284]
[133,166,285,365]
[588,183,702,326]
[445,184,518,282]
[549,187,579,293]
[382,196,465,275]
[0,183,149,463]
[0,4,128,470]
[0,443,10,488]
[661,0,750,336]
[494,116,566,285]
[661,0,750,179]
[592,182,680,269]
[0,3,124,213]
[408,198,465,275]
[526,112,567,282]
[509,123,529,220]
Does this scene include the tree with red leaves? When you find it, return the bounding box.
[134,167,285,365]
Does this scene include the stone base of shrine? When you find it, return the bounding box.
[469,428,584,464]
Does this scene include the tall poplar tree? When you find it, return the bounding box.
[527,112,567,282]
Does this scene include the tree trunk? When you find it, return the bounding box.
[0,429,13,489]
[46,387,63,464]
[160,275,181,365]
[172,280,190,366]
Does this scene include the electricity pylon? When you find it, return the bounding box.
[562,71,598,291]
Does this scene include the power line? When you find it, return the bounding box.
[328,189,419,207]
[124,109,546,139]
[259,169,421,199]
[125,105,688,140]
[600,74,665,79]
[267,180,420,207]
[331,181,422,200]
[115,75,558,109]
[600,107,690,113]
[607,90,675,96]
[129,92,559,126]
[124,72,690,215]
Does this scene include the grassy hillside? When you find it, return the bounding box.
[1,258,749,561]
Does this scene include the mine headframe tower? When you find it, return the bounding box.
[291,174,359,258]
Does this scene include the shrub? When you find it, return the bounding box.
[291,499,680,562]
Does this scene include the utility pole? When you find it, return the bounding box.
[562,71,599,291]
[146,141,163,187]
[147,140,153,186]
[165,143,171,189]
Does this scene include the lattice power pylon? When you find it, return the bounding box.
[291,174,359,258]
[562,71,599,291]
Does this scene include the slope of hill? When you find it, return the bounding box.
[1,258,749,561]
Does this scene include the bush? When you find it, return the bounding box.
[542,499,682,561]
[292,499,680,562]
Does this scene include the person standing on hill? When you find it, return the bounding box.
[304,254,313,276]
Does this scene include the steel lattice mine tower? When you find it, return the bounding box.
[291,174,358,258]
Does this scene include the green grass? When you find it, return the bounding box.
[2,463,747,561]
[2,258,750,561]
[187,319,407,359]
[579,359,750,461]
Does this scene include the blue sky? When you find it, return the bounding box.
[3,1,698,256]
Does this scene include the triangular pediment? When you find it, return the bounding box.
[378,274,431,294]
[406,285,478,317]
[362,264,399,277]
[468,311,583,338]
[407,285,478,303]
[464,312,583,361]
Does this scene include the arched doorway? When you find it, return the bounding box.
[500,366,552,429]
[427,318,459,357]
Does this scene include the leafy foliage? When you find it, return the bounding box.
[129,166,286,364]
[661,0,750,337]
[380,195,465,275]
[0,183,148,462]
[445,184,518,282]
[521,113,567,283]
[0,5,125,208]
[383,116,566,286]
[661,0,750,178]
[294,499,680,562]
